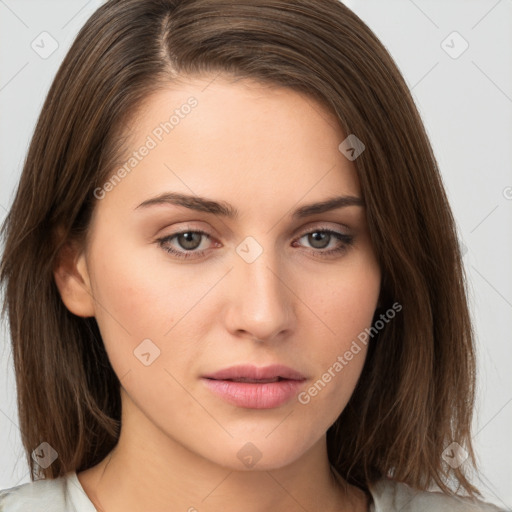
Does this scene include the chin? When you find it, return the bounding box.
[197,432,318,473]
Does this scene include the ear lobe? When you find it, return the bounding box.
[53,239,95,318]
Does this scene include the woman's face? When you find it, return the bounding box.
[71,75,381,470]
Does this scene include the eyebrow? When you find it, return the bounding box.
[135,192,364,219]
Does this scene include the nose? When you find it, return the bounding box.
[224,239,295,343]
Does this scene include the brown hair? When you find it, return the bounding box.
[0,0,478,497]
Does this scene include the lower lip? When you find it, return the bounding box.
[201,378,305,409]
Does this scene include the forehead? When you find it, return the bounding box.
[98,74,362,215]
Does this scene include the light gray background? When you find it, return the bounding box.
[1,0,511,508]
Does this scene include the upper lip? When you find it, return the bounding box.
[203,364,306,381]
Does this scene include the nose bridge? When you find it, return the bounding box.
[229,234,293,340]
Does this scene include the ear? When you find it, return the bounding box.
[53,235,96,318]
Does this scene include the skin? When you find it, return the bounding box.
[54,75,381,512]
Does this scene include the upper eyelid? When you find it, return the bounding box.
[161,220,352,237]
[160,225,351,249]
[161,225,350,242]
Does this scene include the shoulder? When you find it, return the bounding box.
[0,472,88,512]
[368,478,509,512]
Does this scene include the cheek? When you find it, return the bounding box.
[88,233,200,334]
[85,236,173,373]
[86,234,221,382]
[296,253,380,409]
[309,257,381,348]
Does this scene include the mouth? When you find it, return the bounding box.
[201,364,306,409]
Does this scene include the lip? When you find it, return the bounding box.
[203,364,306,381]
[202,364,306,409]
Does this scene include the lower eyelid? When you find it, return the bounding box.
[158,228,353,258]
[162,229,349,244]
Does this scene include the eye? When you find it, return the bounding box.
[157,229,214,260]
[157,226,354,260]
[293,228,354,258]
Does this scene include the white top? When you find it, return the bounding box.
[0,471,508,511]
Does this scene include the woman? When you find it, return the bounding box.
[0,0,505,510]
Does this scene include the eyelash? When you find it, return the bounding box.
[157,226,354,260]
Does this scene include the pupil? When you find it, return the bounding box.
[179,232,201,250]
[310,232,329,249]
